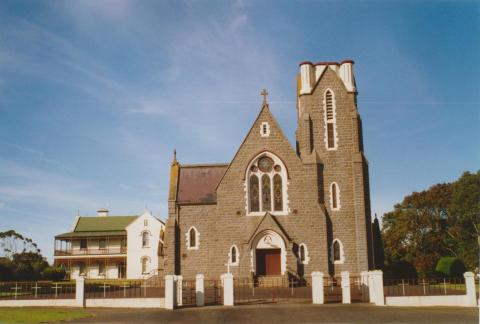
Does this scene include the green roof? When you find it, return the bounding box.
[55,230,127,238]
[74,216,138,232]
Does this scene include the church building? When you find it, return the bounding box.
[165,59,373,280]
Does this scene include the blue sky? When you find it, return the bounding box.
[0,0,479,262]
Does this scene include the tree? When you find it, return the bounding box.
[447,171,480,271]
[382,170,480,277]
[372,214,385,269]
[0,230,49,281]
[382,183,452,277]
[0,230,40,258]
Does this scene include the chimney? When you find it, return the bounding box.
[97,208,109,217]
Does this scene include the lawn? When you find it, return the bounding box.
[0,308,93,323]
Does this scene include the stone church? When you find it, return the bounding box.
[165,59,373,280]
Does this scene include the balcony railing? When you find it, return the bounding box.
[54,246,127,256]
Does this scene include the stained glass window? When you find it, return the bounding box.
[258,156,274,172]
[261,174,271,211]
[249,175,259,212]
[273,174,283,211]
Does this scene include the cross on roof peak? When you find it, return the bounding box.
[260,88,268,105]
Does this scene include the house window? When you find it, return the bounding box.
[299,243,309,264]
[186,227,199,250]
[229,245,239,265]
[324,89,337,150]
[331,239,345,264]
[330,182,341,210]
[142,231,149,248]
[99,239,106,249]
[141,257,149,274]
[79,263,86,275]
[80,239,87,250]
[98,263,105,275]
[246,152,288,214]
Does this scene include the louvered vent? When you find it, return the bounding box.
[326,90,334,121]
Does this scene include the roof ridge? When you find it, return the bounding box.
[180,163,229,168]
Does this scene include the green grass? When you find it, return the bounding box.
[0,308,93,323]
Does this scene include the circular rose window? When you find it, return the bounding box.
[258,156,274,172]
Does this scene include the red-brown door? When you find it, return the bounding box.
[256,248,281,276]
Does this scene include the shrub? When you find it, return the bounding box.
[42,266,66,281]
[0,257,14,281]
[384,260,417,279]
[435,257,466,277]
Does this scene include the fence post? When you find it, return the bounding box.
[175,275,183,307]
[165,275,175,310]
[196,274,205,307]
[360,271,369,302]
[311,271,324,304]
[464,272,477,307]
[371,270,384,306]
[341,271,351,304]
[75,276,85,307]
[222,273,234,306]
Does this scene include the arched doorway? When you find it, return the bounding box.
[252,230,286,276]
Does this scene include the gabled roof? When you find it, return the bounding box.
[74,216,138,231]
[177,164,228,205]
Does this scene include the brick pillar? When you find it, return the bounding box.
[311,271,324,304]
[164,275,175,310]
[196,274,205,307]
[222,273,234,306]
[341,271,351,304]
[464,272,477,307]
[75,276,85,307]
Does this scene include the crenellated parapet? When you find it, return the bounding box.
[299,60,356,94]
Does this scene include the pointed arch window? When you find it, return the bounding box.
[330,182,341,211]
[261,174,271,212]
[324,89,337,150]
[249,175,260,212]
[246,153,288,215]
[186,227,199,250]
[229,245,239,266]
[331,239,345,264]
[298,243,310,265]
[189,228,196,247]
[273,174,283,211]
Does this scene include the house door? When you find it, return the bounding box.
[256,248,281,276]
